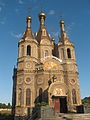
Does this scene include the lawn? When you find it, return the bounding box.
[0,110,13,120]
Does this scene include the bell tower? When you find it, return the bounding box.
[58,20,81,111]
[58,20,76,61]
[14,14,38,117]
[36,12,54,60]
[18,15,38,69]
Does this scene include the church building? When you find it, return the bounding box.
[12,12,82,118]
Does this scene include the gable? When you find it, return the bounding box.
[43,56,63,71]
[40,38,51,45]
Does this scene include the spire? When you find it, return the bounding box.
[39,12,46,26]
[23,15,34,39]
[36,12,50,43]
[27,16,32,28]
[60,20,68,43]
[60,20,65,33]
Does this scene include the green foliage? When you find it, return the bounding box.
[82,97,90,105]
[0,113,13,120]
[0,103,11,109]
[36,102,48,107]
[0,110,13,120]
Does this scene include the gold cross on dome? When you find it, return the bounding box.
[60,12,64,20]
[28,8,30,16]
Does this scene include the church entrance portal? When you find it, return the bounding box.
[52,96,67,113]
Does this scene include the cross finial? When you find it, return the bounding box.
[60,12,64,20]
[52,75,57,82]
[38,2,44,12]
[28,8,30,16]
[52,32,54,38]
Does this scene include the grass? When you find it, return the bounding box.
[0,110,13,120]
[0,110,11,114]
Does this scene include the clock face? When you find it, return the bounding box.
[26,62,33,69]
[26,63,30,68]
[44,61,58,70]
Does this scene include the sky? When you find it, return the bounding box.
[0,0,90,104]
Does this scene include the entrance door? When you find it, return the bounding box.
[60,97,67,113]
[54,97,60,113]
[53,96,67,113]
[27,107,30,116]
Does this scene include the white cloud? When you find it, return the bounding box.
[15,8,19,13]
[0,21,5,24]
[0,7,2,12]
[11,32,22,39]
[18,0,23,4]
[66,22,75,36]
[28,0,37,2]
[0,2,5,7]
[48,10,55,15]
[0,1,5,12]
[54,31,59,37]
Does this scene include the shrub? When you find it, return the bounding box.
[36,102,48,107]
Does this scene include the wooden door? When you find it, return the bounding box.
[54,98,60,113]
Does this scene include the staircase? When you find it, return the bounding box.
[63,113,90,120]
[37,113,90,120]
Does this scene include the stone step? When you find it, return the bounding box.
[38,113,90,120]
[62,113,90,120]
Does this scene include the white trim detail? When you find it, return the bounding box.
[41,56,62,63]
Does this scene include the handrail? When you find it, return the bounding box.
[27,110,39,120]
[25,106,54,120]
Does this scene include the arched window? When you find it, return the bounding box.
[72,89,77,104]
[45,50,48,57]
[26,88,31,106]
[18,88,22,106]
[21,45,24,56]
[42,29,46,36]
[67,48,71,58]
[39,88,43,103]
[61,48,64,59]
[43,30,46,36]
[27,45,31,56]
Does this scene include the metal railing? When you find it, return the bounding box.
[26,110,39,120]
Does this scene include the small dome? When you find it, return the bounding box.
[52,37,55,41]
[60,20,64,24]
[27,16,32,21]
[39,12,46,20]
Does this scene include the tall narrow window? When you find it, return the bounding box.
[39,88,43,103]
[45,50,48,57]
[27,45,31,56]
[61,48,64,59]
[67,48,71,58]
[26,88,31,106]
[18,88,22,106]
[72,89,77,104]
[42,29,46,36]
[21,45,24,57]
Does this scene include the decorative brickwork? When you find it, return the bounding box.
[12,12,81,118]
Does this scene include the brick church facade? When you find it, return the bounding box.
[12,12,81,118]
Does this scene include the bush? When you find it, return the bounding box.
[82,99,90,105]
[36,102,48,107]
[0,103,11,109]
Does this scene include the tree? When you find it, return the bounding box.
[7,103,11,108]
